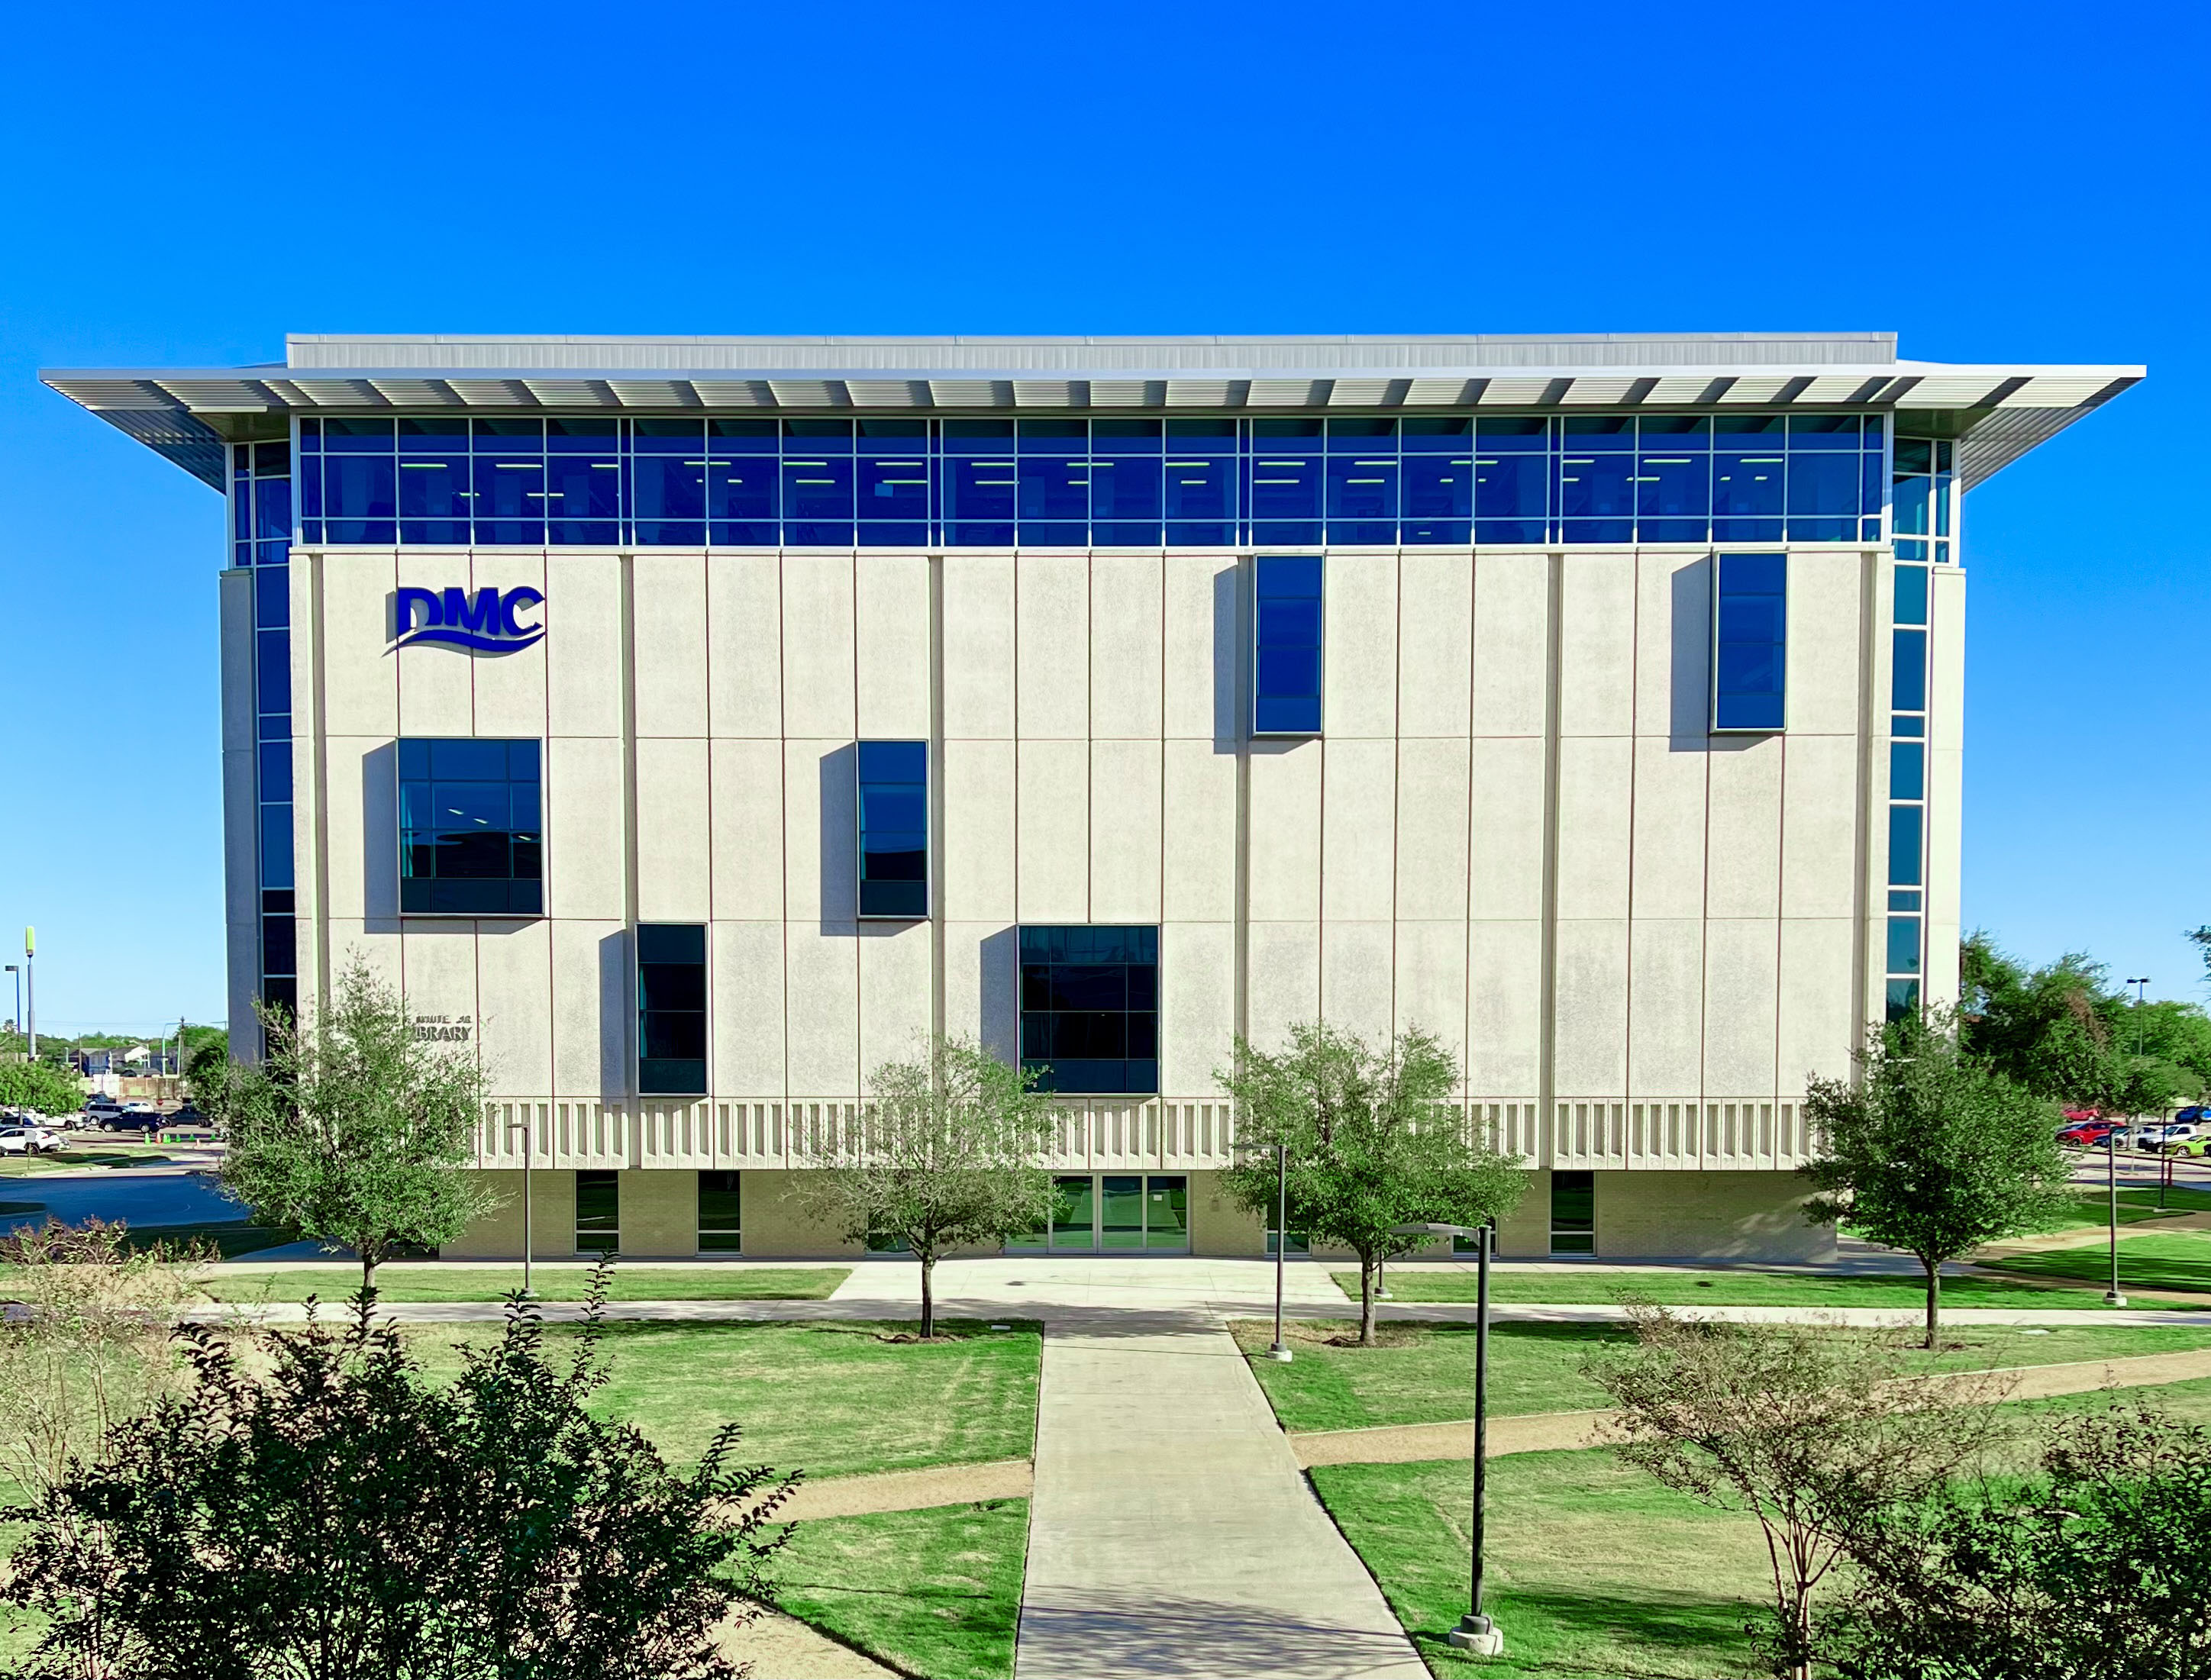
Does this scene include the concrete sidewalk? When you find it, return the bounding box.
[1015,1313,1426,1680]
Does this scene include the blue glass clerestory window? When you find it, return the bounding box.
[1253,556,1322,736]
[1020,926,1158,1096]
[857,740,928,919]
[398,738,543,915]
[1712,553,1787,732]
[637,923,707,1095]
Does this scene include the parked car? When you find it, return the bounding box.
[2058,1119,2121,1148]
[0,1125,63,1156]
[2137,1121,2203,1149]
[2153,1134,2211,1158]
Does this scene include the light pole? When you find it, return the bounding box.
[1268,1140,1291,1361]
[2109,977,2149,1304]
[4,966,18,1051]
[22,927,34,1059]
[1393,1219,1504,1659]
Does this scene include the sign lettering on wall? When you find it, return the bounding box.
[392,586,545,653]
[413,1014,473,1044]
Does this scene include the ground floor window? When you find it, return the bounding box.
[1550,1169,1596,1256]
[1267,1226,1312,1255]
[576,1169,619,1254]
[698,1169,741,1253]
[1009,1173,1188,1253]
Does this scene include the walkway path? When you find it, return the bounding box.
[1015,1311,1426,1680]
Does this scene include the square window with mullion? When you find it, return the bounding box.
[637,923,707,1095]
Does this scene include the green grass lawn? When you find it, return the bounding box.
[0,1146,181,1176]
[1310,1374,2211,1678]
[406,1317,1041,1479]
[2044,1184,2211,1231]
[1235,1319,2211,1433]
[1980,1230,2211,1296]
[195,1265,852,1304]
[771,1500,1028,1680]
[1340,1264,2105,1310]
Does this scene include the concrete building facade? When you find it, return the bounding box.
[47,332,2140,1260]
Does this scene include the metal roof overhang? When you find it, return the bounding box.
[42,352,2142,493]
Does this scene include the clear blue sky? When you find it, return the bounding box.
[2,0,2205,1034]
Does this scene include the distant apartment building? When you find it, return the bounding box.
[47,333,2138,1260]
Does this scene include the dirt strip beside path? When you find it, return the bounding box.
[779,1457,1033,1522]
[1287,1345,2211,1469]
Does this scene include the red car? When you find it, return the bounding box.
[2057,1117,2120,1148]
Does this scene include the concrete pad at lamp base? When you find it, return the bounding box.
[1448,1626,1505,1657]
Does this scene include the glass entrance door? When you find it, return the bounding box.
[1040,1173,1190,1253]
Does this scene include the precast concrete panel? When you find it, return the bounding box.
[1088,737,1162,923]
[1393,737,1471,921]
[478,918,554,1100]
[395,553,473,736]
[327,918,399,993]
[1394,920,1470,1070]
[942,738,1015,921]
[1469,736,1546,921]
[706,554,784,738]
[1319,919,1395,1043]
[857,921,933,1084]
[1703,918,1781,1096]
[545,737,627,921]
[854,553,931,739]
[1321,737,1397,921]
[1780,734,1861,921]
[631,554,709,737]
[1777,917,1856,1091]
[470,551,550,739]
[1015,737,1089,922]
[1160,739,1236,921]
[786,740,857,925]
[942,555,1015,740]
[545,554,624,738]
[1161,555,1236,744]
[1704,737,1783,920]
[1396,551,1473,739]
[1321,551,1398,740]
[1471,555,1551,737]
[1553,917,1629,1097]
[783,925,860,1098]
[779,556,857,740]
[1637,553,1710,739]
[1627,917,1706,1097]
[708,738,785,922]
[398,920,480,1036]
[708,920,786,1098]
[634,736,712,922]
[1557,552,1636,737]
[1629,737,1708,919]
[943,919,1018,1063]
[1015,555,1089,739]
[1089,553,1164,740]
[1160,920,1234,1096]
[1784,550,1865,734]
[550,917,621,1097]
[321,738,373,921]
[1554,735,1633,921]
[1245,741,1322,921]
[319,553,399,737]
[1246,921,1321,1052]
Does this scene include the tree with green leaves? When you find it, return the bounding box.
[202,954,497,1291]
[1217,1024,1529,1346]
[1960,934,2186,1114]
[1803,1008,2074,1348]
[1826,1401,2211,1680]
[0,1057,85,1116]
[1,1270,796,1679]
[804,1034,1057,1339]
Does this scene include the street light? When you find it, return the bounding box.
[4,966,18,1049]
[1235,1137,1294,1362]
[1391,1219,1505,1659]
[505,1110,537,1298]
[2109,977,2150,1306]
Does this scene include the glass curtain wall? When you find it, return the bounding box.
[233,443,295,1022]
[295,414,1887,550]
[1884,436,1953,1020]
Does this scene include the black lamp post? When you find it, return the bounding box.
[2110,976,2149,1303]
[1393,1219,1503,1657]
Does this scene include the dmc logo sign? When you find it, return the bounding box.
[392,586,546,653]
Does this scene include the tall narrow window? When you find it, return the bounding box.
[857,741,928,919]
[637,924,707,1095]
[698,1169,741,1253]
[398,739,543,916]
[1019,925,1158,1095]
[1550,1169,1596,1256]
[1253,556,1322,736]
[1712,553,1787,731]
[576,1170,619,1255]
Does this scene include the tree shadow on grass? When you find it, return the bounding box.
[1415,1586,1757,1678]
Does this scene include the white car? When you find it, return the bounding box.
[2136,1121,2202,1150]
[0,1125,63,1156]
